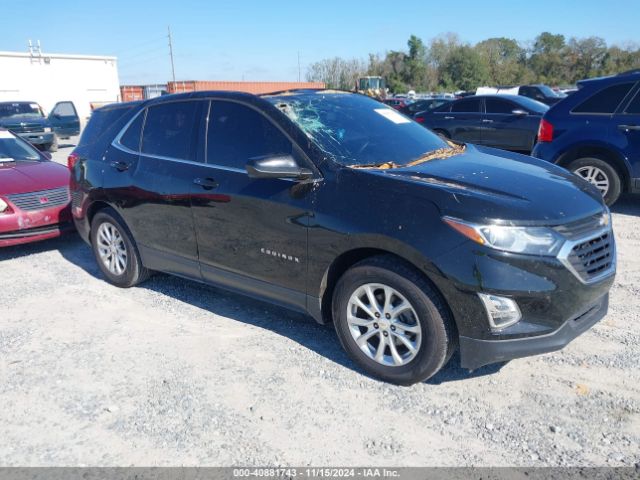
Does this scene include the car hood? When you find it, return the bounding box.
[0,161,69,195]
[361,145,605,225]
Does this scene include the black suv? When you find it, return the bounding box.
[70,91,615,385]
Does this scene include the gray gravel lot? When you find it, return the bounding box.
[0,140,638,466]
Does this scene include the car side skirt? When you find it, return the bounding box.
[139,244,323,324]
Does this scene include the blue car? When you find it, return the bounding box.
[420,95,548,152]
[532,70,640,205]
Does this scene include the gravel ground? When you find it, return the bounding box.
[0,139,638,467]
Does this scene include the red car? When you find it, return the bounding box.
[0,129,72,247]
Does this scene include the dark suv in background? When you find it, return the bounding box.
[533,70,640,205]
[69,91,615,385]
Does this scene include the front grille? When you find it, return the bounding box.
[553,212,607,240]
[566,231,614,282]
[5,123,44,134]
[7,186,70,211]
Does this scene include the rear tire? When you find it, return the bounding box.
[90,208,150,288]
[332,255,455,385]
[567,157,621,206]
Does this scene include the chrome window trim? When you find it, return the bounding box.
[112,108,146,156]
[556,226,616,285]
[111,97,324,182]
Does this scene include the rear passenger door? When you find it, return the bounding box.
[106,100,206,278]
[612,84,640,182]
[440,97,483,144]
[191,100,313,307]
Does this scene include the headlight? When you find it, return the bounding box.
[0,198,9,213]
[43,127,52,132]
[443,216,565,256]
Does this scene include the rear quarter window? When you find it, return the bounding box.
[79,106,133,147]
[572,82,636,114]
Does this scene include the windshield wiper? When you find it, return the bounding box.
[405,142,466,167]
[350,141,466,170]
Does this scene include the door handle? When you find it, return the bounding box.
[109,161,130,172]
[482,119,494,124]
[618,124,640,131]
[444,116,455,120]
[193,177,219,190]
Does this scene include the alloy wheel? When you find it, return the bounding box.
[96,222,128,276]
[574,166,610,197]
[346,283,422,367]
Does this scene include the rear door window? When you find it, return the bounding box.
[485,98,517,114]
[451,97,481,113]
[624,89,640,114]
[141,101,202,161]
[207,101,292,169]
[572,83,636,114]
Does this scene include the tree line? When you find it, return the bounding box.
[306,32,640,93]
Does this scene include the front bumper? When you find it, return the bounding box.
[0,221,74,247]
[0,200,72,247]
[428,228,615,370]
[459,293,608,369]
[17,131,55,146]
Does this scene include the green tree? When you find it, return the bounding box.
[476,37,527,85]
[529,32,567,84]
[440,45,489,91]
[404,35,428,90]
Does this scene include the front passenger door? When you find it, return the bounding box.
[191,100,313,304]
[483,97,536,151]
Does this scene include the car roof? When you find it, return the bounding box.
[578,69,640,87]
[466,94,523,101]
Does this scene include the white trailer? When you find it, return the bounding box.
[0,48,120,128]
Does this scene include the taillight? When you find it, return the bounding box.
[538,119,554,142]
[415,115,425,124]
[67,152,79,170]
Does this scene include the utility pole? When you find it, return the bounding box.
[168,26,176,83]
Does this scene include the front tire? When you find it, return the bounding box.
[332,256,455,385]
[567,157,621,206]
[90,208,150,288]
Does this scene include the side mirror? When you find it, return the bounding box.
[246,155,313,180]
[512,109,529,116]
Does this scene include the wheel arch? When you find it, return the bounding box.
[86,200,114,226]
[317,247,454,331]
[556,144,631,192]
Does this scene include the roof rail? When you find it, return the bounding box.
[617,69,640,76]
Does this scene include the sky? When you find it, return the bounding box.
[2,0,639,85]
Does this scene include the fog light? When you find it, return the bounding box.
[478,293,522,330]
